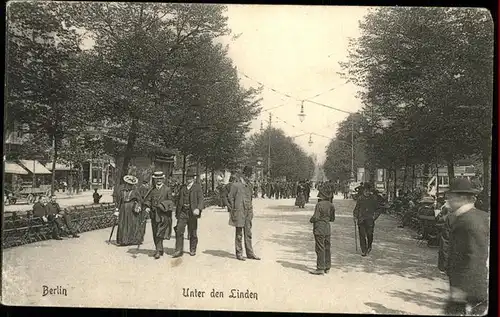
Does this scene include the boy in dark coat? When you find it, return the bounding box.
[309,189,335,275]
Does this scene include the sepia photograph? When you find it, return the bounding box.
[2,2,494,315]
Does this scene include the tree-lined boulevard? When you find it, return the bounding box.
[2,194,448,314]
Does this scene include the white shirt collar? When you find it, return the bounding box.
[156,184,164,190]
[455,203,475,217]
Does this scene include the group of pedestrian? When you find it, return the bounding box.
[30,195,80,240]
[260,180,311,201]
[112,171,203,260]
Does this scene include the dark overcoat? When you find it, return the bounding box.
[228,176,253,227]
[32,202,47,217]
[447,208,489,302]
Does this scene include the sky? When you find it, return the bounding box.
[76,4,369,164]
[220,5,369,164]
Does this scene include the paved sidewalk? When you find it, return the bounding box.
[2,195,449,313]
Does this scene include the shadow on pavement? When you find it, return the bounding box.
[276,260,311,273]
[203,249,235,259]
[364,302,407,314]
[386,289,446,311]
[127,248,154,257]
[259,200,445,281]
[126,247,175,257]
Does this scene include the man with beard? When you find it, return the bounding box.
[173,173,204,257]
[143,171,174,259]
[228,166,261,261]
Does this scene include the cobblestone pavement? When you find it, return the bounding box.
[2,192,449,314]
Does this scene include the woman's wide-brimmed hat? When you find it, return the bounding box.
[152,171,165,179]
[123,175,138,185]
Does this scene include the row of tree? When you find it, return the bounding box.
[324,7,493,195]
[6,2,261,193]
[243,128,315,181]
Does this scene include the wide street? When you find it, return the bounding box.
[3,190,114,213]
[2,191,449,314]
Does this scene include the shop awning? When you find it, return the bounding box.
[19,160,52,174]
[46,163,72,171]
[4,161,28,175]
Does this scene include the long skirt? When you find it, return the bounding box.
[295,192,306,208]
[116,201,147,246]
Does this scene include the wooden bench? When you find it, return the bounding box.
[3,196,217,249]
[2,203,117,249]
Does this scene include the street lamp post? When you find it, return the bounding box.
[267,112,272,181]
[297,102,358,183]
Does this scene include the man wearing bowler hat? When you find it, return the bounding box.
[173,172,204,257]
[443,178,488,316]
[352,182,381,256]
[143,171,174,259]
[228,166,261,261]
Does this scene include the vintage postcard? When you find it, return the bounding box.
[3,2,493,315]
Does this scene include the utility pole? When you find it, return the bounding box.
[267,112,272,181]
[351,121,354,182]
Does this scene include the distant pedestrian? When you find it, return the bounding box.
[443,179,488,316]
[93,188,103,204]
[352,183,381,256]
[309,188,335,275]
[295,181,306,208]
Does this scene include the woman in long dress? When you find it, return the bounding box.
[295,181,306,208]
[116,175,147,246]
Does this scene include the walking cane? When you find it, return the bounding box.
[108,219,117,243]
[353,218,358,253]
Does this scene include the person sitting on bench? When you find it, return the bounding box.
[46,195,80,238]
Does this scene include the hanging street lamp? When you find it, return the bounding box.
[298,101,306,123]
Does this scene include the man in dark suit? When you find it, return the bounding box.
[173,173,204,257]
[444,179,488,316]
[144,171,174,259]
[31,196,47,218]
[47,195,79,238]
[353,183,381,256]
[228,166,261,261]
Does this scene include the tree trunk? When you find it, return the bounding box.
[120,118,139,181]
[385,169,390,200]
[482,149,490,196]
[205,160,208,195]
[446,155,455,182]
[423,164,429,190]
[435,162,440,197]
[50,134,58,195]
[393,168,398,198]
[411,165,416,191]
[402,165,408,191]
[182,154,187,184]
[211,169,215,191]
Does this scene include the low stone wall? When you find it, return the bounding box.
[2,196,218,249]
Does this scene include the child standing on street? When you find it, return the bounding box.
[310,189,336,275]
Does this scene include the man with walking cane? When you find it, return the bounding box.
[352,183,381,256]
